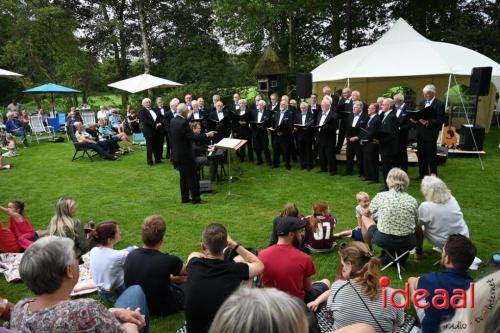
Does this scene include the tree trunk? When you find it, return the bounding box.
[135,0,152,97]
[345,0,353,50]
[288,10,294,73]
[330,0,342,56]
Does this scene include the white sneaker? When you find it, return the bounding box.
[2,151,18,157]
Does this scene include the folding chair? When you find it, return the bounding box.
[29,115,55,143]
[81,112,97,128]
[67,125,99,162]
[381,247,414,280]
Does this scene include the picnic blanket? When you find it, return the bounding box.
[0,253,97,297]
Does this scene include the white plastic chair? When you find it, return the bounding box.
[82,112,97,127]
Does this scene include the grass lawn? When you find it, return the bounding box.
[1,128,499,332]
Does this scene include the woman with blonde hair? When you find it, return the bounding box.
[307,242,404,333]
[415,175,469,255]
[47,197,90,259]
[304,201,337,253]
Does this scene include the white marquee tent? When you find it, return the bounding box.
[311,18,500,129]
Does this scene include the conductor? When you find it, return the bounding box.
[170,103,217,204]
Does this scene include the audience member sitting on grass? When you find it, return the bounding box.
[269,202,308,253]
[308,241,404,333]
[124,215,187,317]
[10,236,147,333]
[209,287,375,333]
[335,191,370,241]
[97,105,109,121]
[303,200,337,253]
[109,109,125,133]
[1,134,17,157]
[259,216,331,304]
[184,223,264,333]
[90,221,133,302]
[0,201,39,251]
[73,121,119,160]
[415,175,470,255]
[408,234,476,333]
[361,168,418,264]
[125,107,141,134]
[441,269,500,333]
[47,197,91,260]
[0,220,21,253]
[98,118,132,152]
[5,113,28,148]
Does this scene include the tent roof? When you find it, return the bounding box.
[0,68,23,78]
[23,83,80,94]
[312,18,500,88]
[108,73,182,94]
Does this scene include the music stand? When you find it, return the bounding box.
[214,138,247,197]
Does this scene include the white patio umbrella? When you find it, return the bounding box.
[108,73,182,93]
[0,68,23,78]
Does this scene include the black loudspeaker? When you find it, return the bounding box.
[460,125,485,151]
[469,67,492,96]
[296,73,312,98]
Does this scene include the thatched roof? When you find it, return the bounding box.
[252,47,288,76]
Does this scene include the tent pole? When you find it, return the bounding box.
[445,74,451,123]
[347,78,350,88]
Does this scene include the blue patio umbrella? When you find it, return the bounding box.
[23,83,81,114]
[23,83,80,94]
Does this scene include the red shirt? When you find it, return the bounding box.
[305,215,336,251]
[9,215,36,249]
[258,244,315,300]
[0,221,21,253]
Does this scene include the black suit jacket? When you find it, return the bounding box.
[346,112,369,139]
[294,111,315,141]
[362,115,381,153]
[139,108,163,138]
[272,109,293,135]
[170,115,208,165]
[378,111,399,156]
[250,109,272,128]
[309,104,321,119]
[416,98,445,142]
[336,97,353,119]
[316,110,338,145]
[207,109,231,139]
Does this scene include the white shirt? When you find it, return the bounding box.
[425,98,435,108]
[301,113,307,125]
[217,110,224,121]
[257,110,264,122]
[367,114,376,126]
[418,196,469,249]
[159,107,165,116]
[344,98,351,104]
[89,247,129,292]
[97,110,108,120]
[148,108,157,121]
[278,110,286,125]
[319,111,329,126]
[240,109,246,115]
[193,111,200,119]
[396,103,405,118]
[352,113,361,127]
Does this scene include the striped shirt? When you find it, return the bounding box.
[370,189,418,236]
[327,280,404,333]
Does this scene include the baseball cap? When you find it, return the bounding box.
[276,216,307,236]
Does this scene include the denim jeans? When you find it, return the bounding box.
[114,285,149,333]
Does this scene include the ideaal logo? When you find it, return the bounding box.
[379,276,475,309]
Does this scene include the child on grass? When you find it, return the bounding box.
[304,201,337,253]
[334,192,370,242]
[0,201,39,250]
[2,134,18,157]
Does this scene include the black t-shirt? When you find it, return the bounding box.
[185,257,249,333]
[123,248,183,316]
